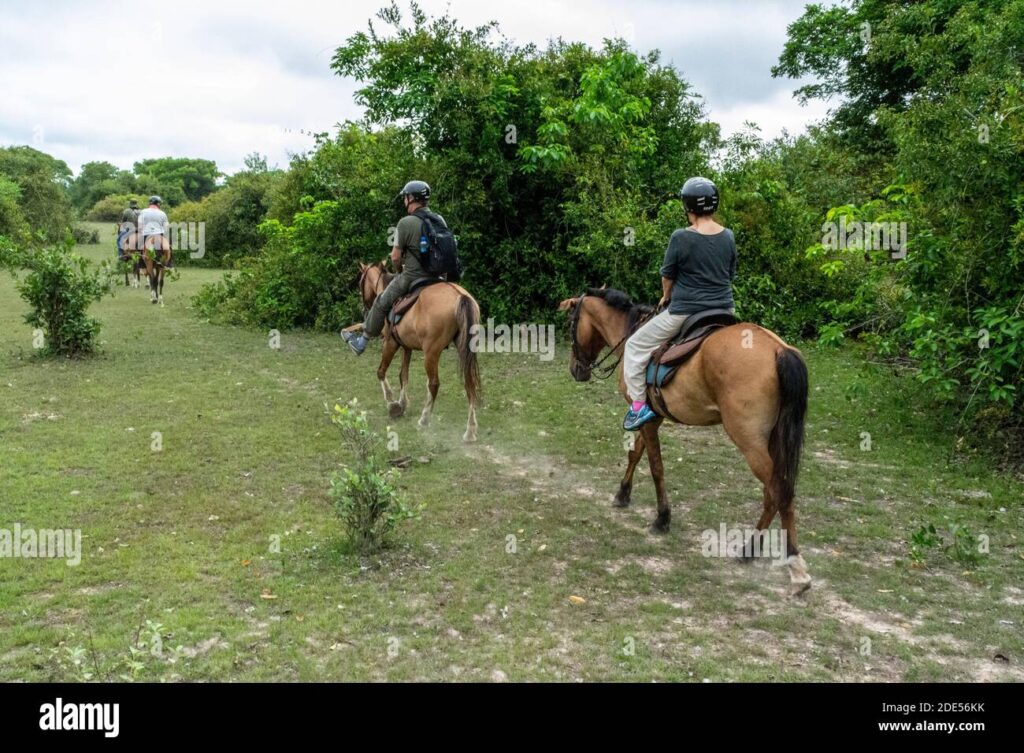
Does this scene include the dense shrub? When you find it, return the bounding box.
[0,239,115,357]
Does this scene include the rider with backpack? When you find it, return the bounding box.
[343,180,461,355]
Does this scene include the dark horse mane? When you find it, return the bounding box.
[585,287,655,334]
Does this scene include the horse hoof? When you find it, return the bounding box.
[417,418,429,430]
[462,431,477,443]
[612,495,630,508]
[648,521,670,535]
[388,402,405,419]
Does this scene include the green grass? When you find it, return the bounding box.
[0,222,1021,681]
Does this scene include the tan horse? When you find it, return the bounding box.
[355,261,481,442]
[559,288,811,592]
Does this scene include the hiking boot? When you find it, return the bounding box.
[341,331,368,355]
[623,403,656,431]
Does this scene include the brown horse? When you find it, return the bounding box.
[560,288,811,592]
[353,261,481,442]
[121,232,171,303]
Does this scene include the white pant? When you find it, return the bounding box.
[623,310,688,402]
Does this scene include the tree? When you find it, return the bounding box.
[0,146,74,243]
[69,161,135,213]
[132,157,220,203]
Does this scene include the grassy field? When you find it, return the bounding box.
[1,222,1021,682]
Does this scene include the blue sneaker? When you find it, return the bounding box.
[623,403,657,431]
[341,331,368,355]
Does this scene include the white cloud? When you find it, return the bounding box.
[0,0,834,176]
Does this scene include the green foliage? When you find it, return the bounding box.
[0,238,115,357]
[168,168,282,267]
[328,400,419,555]
[0,145,74,244]
[85,193,148,222]
[779,0,1024,427]
[71,225,100,244]
[909,523,941,566]
[133,157,221,204]
[0,174,29,241]
[69,161,136,213]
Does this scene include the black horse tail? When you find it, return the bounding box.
[769,347,808,514]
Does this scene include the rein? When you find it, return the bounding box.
[568,293,653,381]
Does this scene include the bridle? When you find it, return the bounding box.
[567,293,651,381]
[357,263,388,317]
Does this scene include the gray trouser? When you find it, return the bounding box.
[363,272,426,338]
[623,307,736,402]
[623,310,689,403]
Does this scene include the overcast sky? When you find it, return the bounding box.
[0,0,835,177]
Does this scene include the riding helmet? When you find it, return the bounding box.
[149,195,162,206]
[398,180,430,204]
[679,177,719,215]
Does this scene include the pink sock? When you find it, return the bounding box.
[631,400,646,411]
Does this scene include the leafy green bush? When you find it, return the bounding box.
[328,400,419,554]
[168,169,282,267]
[0,239,115,357]
[71,225,100,245]
[85,194,148,222]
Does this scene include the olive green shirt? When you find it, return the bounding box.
[120,207,139,228]
[396,212,446,277]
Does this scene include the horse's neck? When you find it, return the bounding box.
[595,307,630,353]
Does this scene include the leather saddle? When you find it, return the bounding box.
[387,277,445,327]
[645,308,737,388]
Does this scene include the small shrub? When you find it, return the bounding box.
[71,225,100,245]
[328,400,420,554]
[0,239,115,357]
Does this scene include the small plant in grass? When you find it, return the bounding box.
[908,523,941,566]
[945,524,981,565]
[329,399,420,554]
[0,238,115,356]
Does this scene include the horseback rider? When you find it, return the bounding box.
[138,195,174,269]
[117,199,139,260]
[622,177,737,430]
[342,180,445,355]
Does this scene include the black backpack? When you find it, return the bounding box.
[413,209,463,282]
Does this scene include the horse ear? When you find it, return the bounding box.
[557,297,579,312]
[380,258,388,268]
[358,262,368,272]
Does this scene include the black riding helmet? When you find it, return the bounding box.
[397,180,430,204]
[679,177,719,215]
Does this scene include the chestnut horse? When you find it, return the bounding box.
[353,261,481,442]
[559,288,811,592]
[121,231,171,304]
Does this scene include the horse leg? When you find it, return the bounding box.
[398,347,411,415]
[726,416,810,592]
[417,345,442,429]
[613,431,646,508]
[639,419,670,533]
[377,336,401,416]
